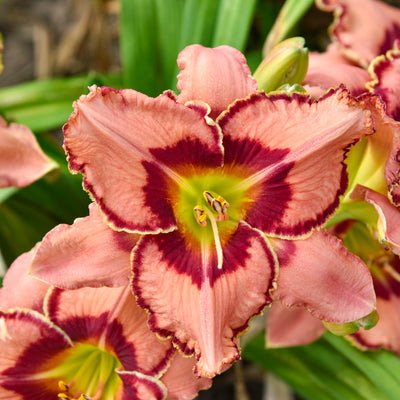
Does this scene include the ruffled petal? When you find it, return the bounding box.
[0,247,49,312]
[0,309,72,399]
[266,302,326,348]
[45,285,174,376]
[177,45,257,120]
[219,87,374,238]
[317,0,400,67]
[269,229,376,323]
[351,185,400,256]
[64,85,223,233]
[0,117,55,188]
[161,354,212,400]
[29,203,138,289]
[132,222,277,377]
[352,255,400,355]
[368,46,400,121]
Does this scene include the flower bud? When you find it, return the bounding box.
[253,37,308,93]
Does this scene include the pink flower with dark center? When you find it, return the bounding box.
[30,45,377,377]
[0,250,211,400]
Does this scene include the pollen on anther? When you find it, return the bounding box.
[194,205,207,227]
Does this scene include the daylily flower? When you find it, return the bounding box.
[303,0,400,99]
[51,42,379,379]
[316,0,400,68]
[0,250,211,400]
[0,116,55,188]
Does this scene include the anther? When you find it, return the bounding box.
[194,205,207,227]
[58,381,70,392]
[203,191,229,221]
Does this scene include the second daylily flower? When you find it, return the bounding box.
[30,45,377,377]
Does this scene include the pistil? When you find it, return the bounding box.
[193,191,230,269]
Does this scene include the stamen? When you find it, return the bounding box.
[205,210,224,269]
[59,381,70,392]
[57,379,92,400]
[203,191,230,221]
[194,205,207,226]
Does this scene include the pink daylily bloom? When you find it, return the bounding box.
[0,116,55,188]
[0,253,211,400]
[29,45,376,377]
[30,202,139,289]
[316,0,400,68]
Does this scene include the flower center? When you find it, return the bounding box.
[37,343,121,400]
[174,171,251,268]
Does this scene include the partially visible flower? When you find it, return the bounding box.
[0,251,211,400]
[316,0,400,68]
[303,0,400,100]
[0,116,56,188]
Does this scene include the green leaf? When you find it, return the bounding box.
[0,74,122,131]
[212,0,257,51]
[263,0,314,56]
[120,0,160,95]
[169,0,219,89]
[155,0,185,90]
[243,332,400,400]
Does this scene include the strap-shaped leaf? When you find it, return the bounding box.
[243,332,400,400]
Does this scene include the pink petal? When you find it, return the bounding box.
[352,256,400,355]
[161,354,212,400]
[46,285,174,376]
[132,222,277,377]
[303,64,370,99]
[219,87,374,238]
[317,0,400,67]
[64,85,223,233]
[0,246,50,312]
[270,229,376,323]
[266,302,326,348]
[368,46,400,121]
[30,203,138,289]
[308,43,355,69]
[0,309,72,398]
[177,45,257,120]
[0,116,55,188]
[351,185,400,256]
